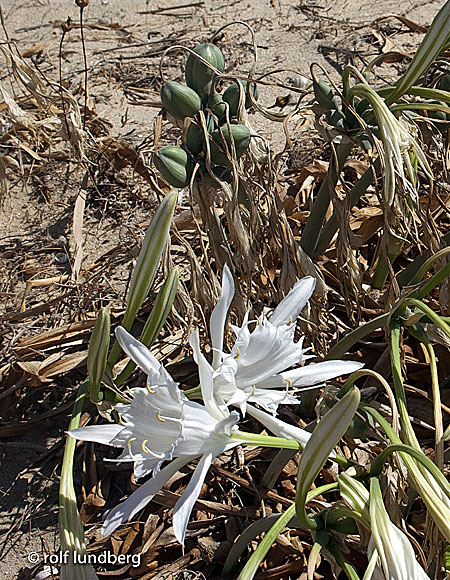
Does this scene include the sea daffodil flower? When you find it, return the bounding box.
[368,478,429,580]
[339,474,429,580]
[348,84,432,206]
[69,327,242,545]
[69,327,318,544]
[200,265,363,414]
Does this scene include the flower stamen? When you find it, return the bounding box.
[233,347,241,359]
[146,384,157,394]
[157,411,166,423]
[126,437,137,458]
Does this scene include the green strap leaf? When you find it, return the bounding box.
[108,190,177,367]
[295,386,361,529]
[87,307,110,403]
[386,1,450,105]
[115,266,179,386]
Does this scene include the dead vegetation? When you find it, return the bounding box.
[1,1,450,579]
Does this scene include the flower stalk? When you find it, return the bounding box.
[59,380,98,580]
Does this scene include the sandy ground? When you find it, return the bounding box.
[0,0,444,578]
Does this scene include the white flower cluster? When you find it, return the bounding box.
[69,266,362,544]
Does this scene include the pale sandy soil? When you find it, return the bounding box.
[0,0,443,578]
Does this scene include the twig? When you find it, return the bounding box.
[138,1,204,14]
[76,0,89,128]
[59,18,72,142]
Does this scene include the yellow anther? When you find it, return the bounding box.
[117,413,123,424]
[126,438,136,458]
[157,411,166,423]
[141,439,149,453]
[233,347,241,359]
[283,378,292,387]
[146,384,156,394]
[287,316,293,327]
[252,384,256,396]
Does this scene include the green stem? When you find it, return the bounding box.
[316,157,380,255]
[236,504,296,580]
[396,230,450,288]
[370,444,450,494]
[425,341,444,470]
[362,406,450,498]
[300,141,353,257]
[413,261,450,300]
[235,483,339,580]
[371,230,404,290]
[403,298,450,341]
[183,385,202,399]
[389,324,420,448]
[326,536,362,580]
[59,380,91,572]
[324,313,390,360]
[231,432,302,450]
[412,246,450,286]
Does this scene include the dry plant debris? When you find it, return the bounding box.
[1,1,450,579]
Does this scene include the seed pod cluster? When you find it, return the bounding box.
[312,78,376,152]
[154,43,258,188]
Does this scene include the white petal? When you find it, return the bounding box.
[370,485,429,580]
[110,386,183,462]
[189,329,226,421]
[247,388,296,415]
[245,404,313,448]
[210,265,234,369]
[230,311,251,356]
[282,360,364,387]
[225,386,253,412]
[269,276,316,326]
[102,455,193,536]
[177,406,240,455]
[172,452,214,544]
[115,326,163,377]
[67,424,123,446]
[235,323,304,386]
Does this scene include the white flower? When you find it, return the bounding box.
[199,265,363,414]
[69,327,241,545]
[350,84,432,206]
[339,474,429,580]
[368,478,429,580]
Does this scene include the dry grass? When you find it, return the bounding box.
[1,4,450,580]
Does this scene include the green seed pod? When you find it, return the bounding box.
[326,108,346,129]
[439,74,450,93]
[153,146,193,188]
[199,164,232,188]
[207,92,227,121]
[185,115,216,156]
[160,80,202,120]
[313,79,340,111]
[222,81,259,117]
[424,99,448,121]
[185,121,205,156]
[209,124,250,166]
[185,43,225,101]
